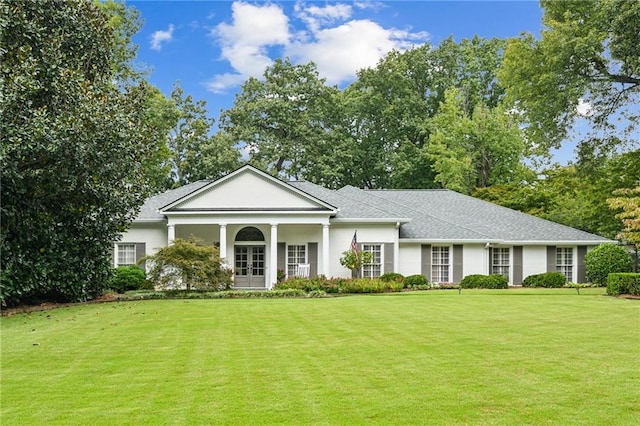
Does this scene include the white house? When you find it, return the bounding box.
[114,165,610,289]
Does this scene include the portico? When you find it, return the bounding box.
[159,166,337,289]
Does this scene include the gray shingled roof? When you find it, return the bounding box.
[365,189,608,242]
[136,180,210,220]
[135,175,608,243]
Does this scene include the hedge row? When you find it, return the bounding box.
[522,272,566,288]
[460,274,508,289]
[607,273,640,296]
[274,277,404,294]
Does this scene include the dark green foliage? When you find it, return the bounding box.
[606,273,640,296]
[522,272,566,288]
[380,273,405,283]
[460,274,509,289]
[0,1,155,307]
[274,277,403,294]
[405,274,429,288]
[145,238,233,291]
[110,266,146,293]
[585,243,633,286]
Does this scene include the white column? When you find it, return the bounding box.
[167,224,175,245]
[219,223,227,265]
[270,223,278,289]
[322,223,330,277]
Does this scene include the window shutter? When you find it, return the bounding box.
[513,246,523,285]
[421,245,431,277]
[547,246,556,272]
[453,245,463,283]
[135,243,146,269]
[277,242,286,273]
[308,242,318,277]
[384,243,394,274]
[577,246,587,283]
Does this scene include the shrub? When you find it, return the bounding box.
[380,272,405,284]
[460,274,508,289]
[109,266,146,293]
[607,273,640,296]
[144,237,232,291]
[522,272,566,288]
[405,274,428,289]
[585,243,633,286]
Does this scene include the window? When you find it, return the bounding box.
[492,247,510,278]
[287,245,306,278]
[362,244,382,278]
[117,243,136,266]
[431,246,450,282]
[556,247,573,282]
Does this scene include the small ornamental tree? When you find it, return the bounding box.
[585,243,633,286]
[145,238,232,291]
[339,250,373,278]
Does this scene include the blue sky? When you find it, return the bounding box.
[127,1,579,161]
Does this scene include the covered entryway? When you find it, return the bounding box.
[234,245,265,288]
[233,226,266,289]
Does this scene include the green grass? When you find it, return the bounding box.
[2,289,639,425]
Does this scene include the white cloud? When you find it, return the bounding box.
[576,98,593,117]
[150,24,175,51]
[206,1,429,93]
[207,2,289,93]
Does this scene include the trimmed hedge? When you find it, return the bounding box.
[380,273,405,284]
[607,273,640,296]
[522,272,566,288]
[405,274,429,289]
[274,277,404,294]
[110,266,146,293]
[460,274,508,289]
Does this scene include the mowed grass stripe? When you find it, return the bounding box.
[1,289,638,425]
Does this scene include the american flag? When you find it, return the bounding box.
[351,231,358,254]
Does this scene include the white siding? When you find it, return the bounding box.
[175,172,320,210]
[463,244,486,277]
[328,224,396,278]
[398,244,422,276]
[523,246,547,280]
[121,223,166,257]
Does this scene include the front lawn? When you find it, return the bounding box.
[1,289,638,424]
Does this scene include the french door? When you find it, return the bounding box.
[234,245,265,288]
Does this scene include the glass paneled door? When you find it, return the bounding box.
[234,246,265,288]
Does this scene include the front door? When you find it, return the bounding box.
[234,245,265,288]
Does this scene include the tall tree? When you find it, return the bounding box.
[166,83,217,188]
[499,0,640,154]
[343,36,506,188]
[219,58,342,180]
[608,186,640,248]
[0,0,154,306]
[425,88,526,194]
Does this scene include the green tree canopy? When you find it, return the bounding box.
[500,0,640,153]
[0,0,155,306]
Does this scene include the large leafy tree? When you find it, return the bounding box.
[343,36,506,188]
[219,58,342,180]
[166,83,218,188]
[0,0,155,306]
[425,88,526,194]
[500,0,640,154]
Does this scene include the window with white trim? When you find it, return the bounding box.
[431,246,450,282]
[362,244,382,278]
[117,243,136,266]
[287,245,306,278]
[492,247,510,278]
[556,247,573,282]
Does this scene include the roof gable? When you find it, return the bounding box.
[161,165,336,212]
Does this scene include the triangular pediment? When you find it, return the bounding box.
[161,165,336,212]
